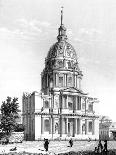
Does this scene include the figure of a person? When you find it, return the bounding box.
[97,140,103,153]
[69,138,73,147]
[44,139,49,152]
[94,147,99,154]
[103,140,107,154]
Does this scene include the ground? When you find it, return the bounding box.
[0,140,116,154]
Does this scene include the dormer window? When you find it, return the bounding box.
[68,61,72,69]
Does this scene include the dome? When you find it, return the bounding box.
[45,8,80,72]
[45,40,80,72]
[46,41,77,60]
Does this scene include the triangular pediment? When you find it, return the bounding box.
[60,87,88,95]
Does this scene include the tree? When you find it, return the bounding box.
[1,97,19,136]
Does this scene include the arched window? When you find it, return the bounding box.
[44,119,50,132]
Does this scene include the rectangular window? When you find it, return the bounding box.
[44,119,50,132]
[88,122,92,132]
[68,102,73,110]
[67,76,72,87]
[59,76,63,87]
[63,96,67,108]
[77,96,81,110]
[88,104,93,112]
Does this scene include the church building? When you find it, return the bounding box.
[22,9,99,141]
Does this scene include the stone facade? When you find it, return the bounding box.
[22,10,99,141]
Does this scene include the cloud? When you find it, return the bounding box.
[0,18,52,41]
[74,28,105,44]
[16,18,51,31]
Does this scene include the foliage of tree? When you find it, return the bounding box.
[0,97,20,136]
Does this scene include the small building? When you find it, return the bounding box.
[109,122,116,140]
[99,116,116,140]
[99,122,111,140]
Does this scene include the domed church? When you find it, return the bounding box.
[22,8,99,141]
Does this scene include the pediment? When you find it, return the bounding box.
[60,87,87,95]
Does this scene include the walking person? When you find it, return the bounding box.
[69,138,73,147]
[44,139,49,152]
[97,140,103,153]
[103,140,107,155]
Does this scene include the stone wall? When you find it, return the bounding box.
[9,132,24,143]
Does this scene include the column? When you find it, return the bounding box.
[75,96,77,110]
[66,118,68,134]
[85,119,88,135]
[41,117,44,134]
[77,118,80,134]
[64,74,66,87]
[49,117,52,134]
[66,74,67,87]
[52,117,55,134]
[79,78,81,90]
[43,99,45,109]
[73,118,76,137]
[56,73,58,87]
[59,117,62,137]
[75,75,76,87]
[79,119,82,135]
[67,95,68,109]
[92,119,95,135]
[76,75,77,88]
[73,96,76,111]
[75,118,77,135]
[54,73,56,87]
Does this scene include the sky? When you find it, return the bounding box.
[0,0,116,121]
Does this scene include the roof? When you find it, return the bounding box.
[47,41,77,61]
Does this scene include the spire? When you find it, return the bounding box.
[57,7,67,42]
[61,6,63,25]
